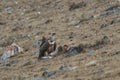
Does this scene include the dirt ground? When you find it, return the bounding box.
[0,0,120,80]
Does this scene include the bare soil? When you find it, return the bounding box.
[0,0,120,80]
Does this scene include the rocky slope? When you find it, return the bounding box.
[0,0,120,80]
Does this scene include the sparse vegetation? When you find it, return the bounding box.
[0,0,120,80]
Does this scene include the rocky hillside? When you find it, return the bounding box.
[0,0,120,80]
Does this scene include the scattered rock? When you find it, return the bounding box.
[74,25,80,28]
[78,15,94,24]
[96,36,110,45]
[100,18,120,29]
[110,50,120,56]
[69,2,86,11]
[42,70,57,77]
[11,26,22,32]
[101,5,120,16]
[45,19,52,24]
[5,6,13,14]
[68,32,74,39]
[86,60,97,67]
[65,44,83,57]
[92,36,111,49]
[100,23,109,29]
[41,56,52,59]
[110,18,120,25]
[35,32,41,36]
[41,65,77,78]
[40,67,48,71]
[32,77,48,80]
[28,25,32,29]
[0,21,6,25]
[33,39,42,48]
[24,48,29,52]
[115,51,120,55]
[0,53,2,57]
[87,49,95,55]
[5,59,18,66]
[0,37,14,47]
[105,5,120,12]
[59,65,77,71]
[22,61,31,67]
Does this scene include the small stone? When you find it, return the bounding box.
[101,23,109,29]
[87,49,95,55]
[5,59,18,66]
[74,25,80,28]
[115,51,120,54]
[45,19,52,24]
[5,7,13,14]
[37,12,41,15]
[69,2,86,11]
[42,70,57,77]
[59,65,78,70]
[110,18,120,25]
[68,32,74,39]
[23,61,31,67]
[32,77,48,80]
[100,5,120,17]
[86,60,97,67]
[40,67,48,71]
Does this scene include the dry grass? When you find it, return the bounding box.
[0,0,120,80]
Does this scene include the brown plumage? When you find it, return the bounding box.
[38,36,57,60]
